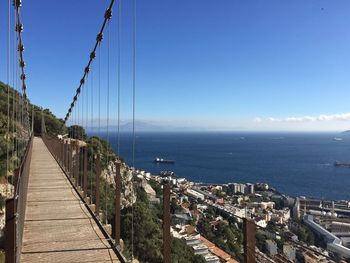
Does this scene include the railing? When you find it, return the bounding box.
[5,135,33,263]
[41,134,127,263]
[40,134,265,263]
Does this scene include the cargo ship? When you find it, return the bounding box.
[334,161,350,167]
[154,157,175,164]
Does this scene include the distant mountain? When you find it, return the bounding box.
[87,120,207,133]
[119,121,166,132]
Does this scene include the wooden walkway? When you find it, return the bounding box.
[20,137,120,263]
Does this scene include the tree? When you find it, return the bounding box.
[171,198,180,214]
[68,125,87,140]
[171,238,205,263]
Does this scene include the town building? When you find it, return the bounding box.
[265,240,278,257]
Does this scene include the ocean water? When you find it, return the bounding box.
[93,132,350,201]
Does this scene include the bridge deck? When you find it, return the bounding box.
[21,137,119,263]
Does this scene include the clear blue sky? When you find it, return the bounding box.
[1,0,350,131]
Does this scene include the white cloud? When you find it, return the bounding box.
[255,112,350,123]
[254,117,262,123]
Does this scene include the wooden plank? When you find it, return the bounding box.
[20,137,120,263]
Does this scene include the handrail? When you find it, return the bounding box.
[5,135,33,263]
[41,133,127,263]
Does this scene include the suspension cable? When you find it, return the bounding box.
[14,0,29,136]
[131,0,137,259]
[6,0,11,198]
[105,20,111,225]
[117,0,122,156]
[63,0,115,124]
[90,69,94,202]
[98,43,101,141]
[11,6,16,175]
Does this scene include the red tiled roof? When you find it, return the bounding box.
[199,236,239,263]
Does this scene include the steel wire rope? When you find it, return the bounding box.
[11,8,16,174]
[63,0,115,124]
[131,0,137,259]
[6,0,11,198]
[117,0,121,156]
[90,69,94,203]
[105,19,111,225]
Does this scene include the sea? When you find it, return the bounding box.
[92,132,350,201]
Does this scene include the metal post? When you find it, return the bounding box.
[75,144,80,187]
[61,141,64,166]
[163,184,171,263]
[83,146,88,198]
[5,198,16,263]
[68,143,72,176]
[95,155,101,217]
[243,218,256,263]
[12,169,19,193]
[79,147,83,188]
[65,142,68,172]
[63,141,66,171]
[114,160,121,246]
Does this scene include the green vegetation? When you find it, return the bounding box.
[197,207,243,262]
[68,125,87,140]
[292,219,315,245]
[0,82,208,262]
[63,126,203,262]
[256,231,267,253]
[0,82,66,179]
[171,238,205,263]
[119,185,204,262]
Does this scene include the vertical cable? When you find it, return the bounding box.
[11,8,16,174]
[78,96,80,139]
[90,69,94,202]
[15,27,19,163]
[98,42,101,219]
[98,43,101,141]
[117,0,122,155]
[105,20,111,225]
[82,82,84,139]
[6,0,11,197]
[86,75,88,137]
[131,0,137,259]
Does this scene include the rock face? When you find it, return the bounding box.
[0,182,14,231]
[0,182,14,199]
[103,161,136,209]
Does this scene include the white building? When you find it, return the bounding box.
[185,189,205,200]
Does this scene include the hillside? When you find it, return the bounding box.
[0,82,204,262]
[0,81,66,179]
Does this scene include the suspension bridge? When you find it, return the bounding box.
[3,1,332,263]
[3,0,175,262]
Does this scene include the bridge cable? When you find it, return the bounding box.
[98,42,101,211]
[98,43,101,149]
[63,0,115,124]
[90,69,94,202]
[130,0,137,259]
[117,0,121,155]
[82,78,84,140]
[105,19,111,225]
[15,0,30,140]
[6,0,11,198]
[11,7,16,173]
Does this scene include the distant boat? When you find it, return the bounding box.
[334,137,343,141]
[334,161,350,167]
[154,157,175,164]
